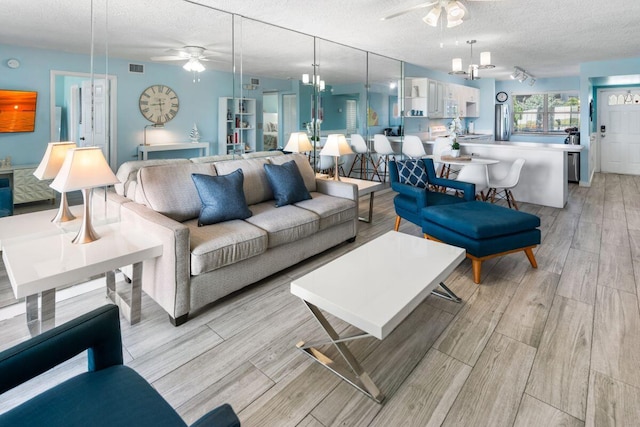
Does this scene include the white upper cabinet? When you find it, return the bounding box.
[403,78,480,119]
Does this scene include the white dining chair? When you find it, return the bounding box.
[401,135,427,159]
[373,134,398,182]
[456,164,489,201]
[433,137,453,177]
[347,133,379,180]
[486,158,526,210]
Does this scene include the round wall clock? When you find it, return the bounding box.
[496,91,508,103]
[139,85,179,124]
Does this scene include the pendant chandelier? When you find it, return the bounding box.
[448,39,494,80]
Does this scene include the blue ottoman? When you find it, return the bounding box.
[421,201,541,283]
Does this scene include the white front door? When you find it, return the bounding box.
[599,88,640,174]
[282,94,297,146]
[81,79,110,160]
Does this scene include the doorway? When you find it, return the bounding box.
[263,92,279,151]
[282,94,298,148]
[598,88,640,174]
[50,70,118,169]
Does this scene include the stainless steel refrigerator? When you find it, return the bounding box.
[495,103,511,141]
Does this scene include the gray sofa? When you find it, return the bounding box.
[116,153,358,325]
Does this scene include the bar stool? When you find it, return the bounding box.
[401,135,427,159]
[373,134,397,182]
[348,134,380,180]
[486,158,526,210]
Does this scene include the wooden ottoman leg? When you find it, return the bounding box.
[524,247,538,268]
[394,216,401,231]
[471,259,482,284]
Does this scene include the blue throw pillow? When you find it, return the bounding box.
[397,159,428,188]
[263,160,312,207]
[191,169,252,226]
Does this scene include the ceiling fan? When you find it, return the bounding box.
[382,0,504,28]
[150,46,223,72]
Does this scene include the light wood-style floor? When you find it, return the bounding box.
[2,173,640,426]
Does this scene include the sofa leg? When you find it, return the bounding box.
[347,236,356,243]
[471,259,482,284]
[524,248,538,268]
[394,216,401,231]
[170,313,189,327]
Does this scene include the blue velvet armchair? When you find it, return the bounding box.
[0,305,240,427]
[0,178,13,217]
[389,158,475,231]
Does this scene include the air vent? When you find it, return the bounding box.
[129,63,144,74]
[251,78,259,85]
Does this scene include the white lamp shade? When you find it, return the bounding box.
[446,1,465,18]
[447,17,464,28]
[422,6,441,26]
[452,58,463,72]
[320,134,353,157]
[50,147,119,192]
[33,142,77,180]
[284,132,313,152]
[480,51,491,66]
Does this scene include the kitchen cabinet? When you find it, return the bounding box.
[218,97,256,155]
[403,78,478,119]
[403,77,428,117]
[458,86,480,118]
[427,79,444,118]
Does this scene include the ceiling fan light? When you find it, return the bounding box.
[446,1,466,19]
[447,17,464,28]
[422,6,441,27]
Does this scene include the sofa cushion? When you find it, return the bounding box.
[114,158,190,197]
[186,219,267,275]
[192,169,252,226]
[245,202,319,248]
[268,153,317,192]
[136,162,216,222]
[295,192,356,230]
[397,159,428,188]
[214,158,273,206]
[263,160,312,207]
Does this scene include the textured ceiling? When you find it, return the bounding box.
[2,0,640,82]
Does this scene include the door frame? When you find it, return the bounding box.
[50,70,118,170]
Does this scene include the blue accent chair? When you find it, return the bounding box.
[0,178,13,217]
[390,158,475,231]
[0,305,240,427]
[422,201,541,284]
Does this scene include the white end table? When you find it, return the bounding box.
[290,231,465,402]
[3,222,162,334]
[316,174,385,223]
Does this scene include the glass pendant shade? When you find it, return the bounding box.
[302,74,310,84]
[422,7,441,26]
[452,58,463,73]
[480,52,491,66]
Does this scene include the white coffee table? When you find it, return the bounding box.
[290,231,465,402]
[316,174,385,223]
[3,222,162,334]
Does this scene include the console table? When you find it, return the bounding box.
[137,142,210,160]
[0,164,56,206]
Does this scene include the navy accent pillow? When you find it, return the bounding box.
[263,160,312,207]
[191,169,252,226]
[397,159,428,188]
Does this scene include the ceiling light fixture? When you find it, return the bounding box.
[422,0,468,28]
[511,66,536,86]
[301,73,325,91]
[449,40,494,80]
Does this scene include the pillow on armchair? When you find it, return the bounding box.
[191,169,252,226]
[397,159,428,188]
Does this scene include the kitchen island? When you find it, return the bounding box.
[424,139,583,208]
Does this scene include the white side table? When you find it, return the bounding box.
[316,174,385,223]
[3,222,162,334]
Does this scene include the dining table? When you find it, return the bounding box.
[424,154,499,179]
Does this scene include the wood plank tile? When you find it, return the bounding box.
[556,249,600,305]
[297,415,326,427]
[441,333,536,427]
[597,243,636,294]
[514,394,584,427]
[585,370,640,427]
[424,266,479,316]
[571,221,602,254]
[592,286,640,389]
[626,208,640,231]
[535,237,572,275]
[487,250,535,285]
[434,277,518,366]
[369,349,472,427]
[579,202,604,225]
[310,304,454,427]
[601,219,630,248]
[525,295,593,420]
[627,229,640,262]
[603,200,626,221]
[177,361,275,425]
[495,269,559,348]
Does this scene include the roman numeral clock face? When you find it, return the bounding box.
[139,84,179,124]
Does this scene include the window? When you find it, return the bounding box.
[513,92,580,134]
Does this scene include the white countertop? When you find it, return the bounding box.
[425,139,584,152]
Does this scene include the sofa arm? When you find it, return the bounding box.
[430,176,476,201]
[391,181,427,207]
[121,202,191,322]
[315,179,358,201]
[0,305,122,395]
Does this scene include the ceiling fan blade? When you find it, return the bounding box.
[150,55,186,61]
[381,1,438,20]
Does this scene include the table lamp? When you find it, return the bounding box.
[284,132,313,153]
[50,147,119,244]
[33,142,77,222]
[320,134,353,181]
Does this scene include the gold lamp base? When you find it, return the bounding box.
[72,188,100,244]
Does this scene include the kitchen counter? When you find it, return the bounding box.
[423,138,583,208]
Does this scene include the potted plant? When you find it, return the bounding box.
[450,138,460,158]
